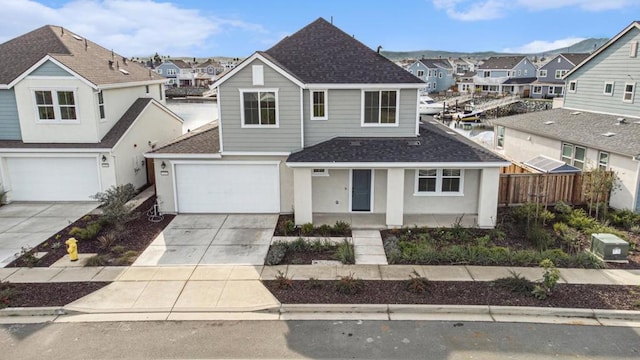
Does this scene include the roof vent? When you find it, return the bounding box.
[445,131,456,135]
[616,117,627,124]
[602,132,616,137]
[349,141,362,146]
[544,121,554,125]
[571,111,582,115]
[119,68,130,75]
[71,34,82,41]
[407,140,421,146]
[634,121,640,125]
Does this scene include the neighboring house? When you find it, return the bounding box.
[155,59,195,87]
[493,21,640,212]
[456,71,476,93]
[530,53,589,99]
[474,56,537,95]
[0,25,183,202]
[407,58,455,93]
[449,57,476,75]
[194,59,224,87]
[148,18,509,228]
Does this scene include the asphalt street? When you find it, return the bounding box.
[1,320,639,359]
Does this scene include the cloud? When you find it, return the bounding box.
[432,0,635,21]
[503,37,586,53]
[0,0,267,56]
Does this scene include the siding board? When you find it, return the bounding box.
[29,60,71,77]
[0,89,21,140]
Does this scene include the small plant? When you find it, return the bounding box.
[406,270,430,294]
[450,215,472,243]
[334,239,355,264]
[300,223,315,236]
[0,282,17,309]
[308,277,323,289]
[110,245,126,254]
[282,219,296,236]
[553,201,573,219]
[115,250,138,265]
[526,224,553,251]
[265,242,287,265]
[384,236,402,264]
[97,231,118,250]
[335,273,363,295]
[275,270,292,289]
[55,234,62,240]
[566,208,598,230]
[68,222,102,240]
[332,220,351,235]
[532,259,560,300]
[50,241,62,250]
[494,270,535,295]
[85,255,108,266]
[16,246,39,268]
[317,224,332,237]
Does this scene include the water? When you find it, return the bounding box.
[165,100,218,134]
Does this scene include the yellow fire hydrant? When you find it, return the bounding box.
[66,238,78,262]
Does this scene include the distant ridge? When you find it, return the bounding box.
[381,37,609,60]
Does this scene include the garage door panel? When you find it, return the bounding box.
[175,163,280,213]
[6,157,100,201]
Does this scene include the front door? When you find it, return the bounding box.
[351,169,372,212]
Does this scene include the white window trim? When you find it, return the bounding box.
[417,70,424,77]
[414,169,465,196]
[360,89,400,127]
[517,70,522,76]
[239,88,279,128]
[32,87,79,124]
[166,68,176,76]
[532,86,542,94]
[311,168,329,177]
[97,90,106,122]
[496,126,505,149]
[568,80,577,93]
[538,69,547,77]
[309,89,328,121]
[561,143,586,169]
[438,72,443,79]
[598,151,609,170]
[252,65,264,86]
[603,81,614,96]
[156,69,163,74]
[623,82,635,103]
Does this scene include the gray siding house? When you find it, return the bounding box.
[530,53,589,99]
[148,18,508,228]
[407,58,455,94]
[474,56,537,95]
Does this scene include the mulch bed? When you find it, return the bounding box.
[1,282,110,307]
[7,196,175,267]
[281,248,340,265]
[274,214,352,237]
[264,280,640,310]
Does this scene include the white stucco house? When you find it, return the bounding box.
[147,18,509,228]
[0,25,183,202]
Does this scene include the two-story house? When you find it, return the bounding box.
[529,53,589,98]
[0,25,183,202]
[474,56,537,95]
[155,59,195,87]
[148,18,508,228]
[493,21,640,212]
[407,58,455,94]
[193,59,224,87]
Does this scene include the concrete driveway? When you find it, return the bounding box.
[0,202,98,267]
[132,214,278,266]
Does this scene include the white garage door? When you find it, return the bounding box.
[6,157,101,201]
[175,162,280,213]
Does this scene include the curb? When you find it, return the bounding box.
[0,306,67,317]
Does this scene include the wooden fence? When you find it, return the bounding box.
[498,171,612,207]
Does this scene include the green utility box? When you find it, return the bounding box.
[590,233,629,262]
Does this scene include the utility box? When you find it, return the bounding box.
[590,233,629,262]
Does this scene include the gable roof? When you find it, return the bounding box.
[263,17,424,84]
[196,59,221,68]
[559,53,590,66]
[493,108,640,157]
[0,25,165,87]
[169,59,193,69]
[286,121,507,165]
[418,58,453,70]
[150,122,220,154]
[565,21,640,79]
[478,56,527,70]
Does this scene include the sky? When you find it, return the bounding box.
[0,0,638,58]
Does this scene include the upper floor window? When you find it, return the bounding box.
[241,89,278,127]
[156,69,163,74]
[438,72,443,78]
[568,80,577,93]
[362,90,397,126]
[517,70,522,76]
[496,125,505,149]
[623,83,635,103]
[598,151,609,170]
[603,82,614,96]
[310,90,328,120]
[158,84,163,100]
[555,70,568,79]
[34,90,77,122]
[167,68,176,75]
[561,143,585,170]
[98,91,105,119]
[524,69,528,76]
[145,85,150,94]
[483,71,490,77]
[538,70,547,77]
[417,70,424,77]
[415,169,463,195]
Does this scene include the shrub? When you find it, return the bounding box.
[494,270,535,295]
[0,282,17,309]
[526,224,554,251]
[300,223,314,236]
[334,239,355,264]
[115,250,138,265]
[71,221,102,240]
[607,209,640,230]
[406,270,430,294]
[384,236,402,264]
[488,228,506,242]
[332,220,351,235]
[281,219,296,236]
[265,242,287,265]
[85,255,108,266]
[532,259,560,300]
[553,222,581,254]
[450,215,472,243]
[288,237,307,252]
[97,231,118,250]
[317,224,332,237]
[567,208,598,230]
[110,245,125,255]
[90,184,138,231]
[16,246,38,268]
[513,203,555,225]
[335,273,363,295]
[475,235,492,247]
[583,222,627,240]
[553,201,573,220]
[275,270,292,289]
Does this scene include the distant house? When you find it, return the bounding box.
[474,56,537,95]
[493,21,640,212]
[530,53,589,98]
[449,57,476,75]
[193,59,224,87]
[155,59,195,87]
[456,71,476,93]
[407,58,455,93]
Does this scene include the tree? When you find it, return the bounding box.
[153,52,161,63]
[583,168,617,220]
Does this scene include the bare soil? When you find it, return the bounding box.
[281,248,340,265]
[1,282,110,308]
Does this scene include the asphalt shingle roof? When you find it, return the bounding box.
[151,123,220,154]
[0,25,165,86]
[0,97,153,149]
[418,58,452,70]
[503,77,537,85]
[287,121,506,163]
[264,18,424,84]
[478,56,526,70]
[493,108,640,156]
[169,59,193,69]
[560,53,590,66]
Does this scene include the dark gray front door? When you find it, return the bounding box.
[351,169,371,212]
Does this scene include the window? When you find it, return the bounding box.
[598,151,609,170]
[517,70,522,76]
[417,70,424,77]
[603,82,614,96]
[561,143,586,170]
[363,90,397,125]
[631,41,638,58]
[426,83,431,89]
[311,168,328,177]
[241,90,277,126]
[538,69,547,77]
[166,68,176,75]
[555,70,568,79]
[432,82,436,89]
[496,126,505,149]
[145,85,149,94]
[98,91,105,119]
[532,86,542,94]
[568,81,577,93]
[159,84,163,100]
[483,71,490,77]
[156,69,163,74]
[415,169,463,195]
[623,83,635,103]
[524,69,528,76]
[438,71,443,78]
[310,90,328,120]
[34,90,77,122]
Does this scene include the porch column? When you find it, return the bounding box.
[477,168,500,228]
[293,168,313,225]
[386,168,405,227]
